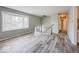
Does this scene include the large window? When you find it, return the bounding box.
[2,11,29,31]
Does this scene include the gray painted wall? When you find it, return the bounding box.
[0,7,40,40]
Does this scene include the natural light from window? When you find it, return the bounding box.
[2,11,29,32]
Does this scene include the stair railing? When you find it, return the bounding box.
[43,24,54,35]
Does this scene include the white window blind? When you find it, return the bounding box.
[2,11,29,32]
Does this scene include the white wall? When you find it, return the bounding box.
[51,14,58,33]
[68,6,77,45]
[42,14,58,33]
[42,16,51,32]
[0,7,40,40]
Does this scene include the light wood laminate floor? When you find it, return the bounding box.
[0,33,78,53]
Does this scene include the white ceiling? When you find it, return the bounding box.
[5,6,71,17]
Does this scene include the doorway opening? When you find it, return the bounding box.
[58,12,68,34]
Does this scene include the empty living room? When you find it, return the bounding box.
[0,6,79,53]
